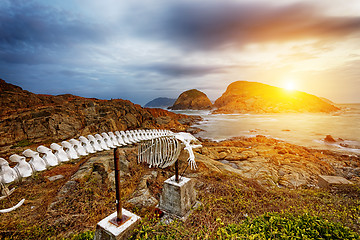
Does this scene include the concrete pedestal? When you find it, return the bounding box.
[159,175,196,218]
[94,209,140,240]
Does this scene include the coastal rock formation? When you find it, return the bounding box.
[324,135,337,143]
[0,79,198,156]
[195,136,360,188]
[169,89,213,110]
[144,97,176,108]
[213,81,339,113]
[146,108,201,132]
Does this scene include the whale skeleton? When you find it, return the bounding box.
[0,129,200,213]
[137,132,200,170]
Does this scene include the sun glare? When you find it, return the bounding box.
[284,80,296,91]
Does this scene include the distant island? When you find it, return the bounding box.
[144,97,176,108]
[168,89,212,110]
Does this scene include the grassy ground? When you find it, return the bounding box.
[0,153,359,239]
[130,174,360,239]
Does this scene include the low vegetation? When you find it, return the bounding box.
[130,174,360,239]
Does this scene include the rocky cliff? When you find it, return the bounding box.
[0,79,197,156]
[169,89,213,110]
[144,97,176,108]
[213,81,339,114]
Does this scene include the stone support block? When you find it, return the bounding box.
[159,175,196,217]
[94,209,140,240]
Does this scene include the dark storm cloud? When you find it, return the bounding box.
[128,63,226,77]
[129,1,360,50]
[0,0,106,64]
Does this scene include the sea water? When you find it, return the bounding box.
[171,104,360,156]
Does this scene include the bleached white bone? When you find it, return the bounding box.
[0,176,16,200]
[146,130,155,139]
[120,131,132,145]
[137,132,200,170]
[61,141,79,159]
[114,131,127,146]
[125,130,137,144]
[69,139,88,156]
[138,136,182,169]
[37,145,59,167]
[139,130,147,140]
[132,130,140,141]
[108,132,121,147]
[0,198,25,213]
[155,130,162,137]
[128,130,139,143]
[174,132,201,170]
[132,130,141,142]
[135,130,143,142]
[145,130,153,140]
[9,154,33,179]
[0,158,18,184]
[79,136,96,154]
[87,135,103,151]
[139,130,150,140]
[23,149,47,172]
[151,130,158,138]
[95,134,110,150]
[101,133,116,149]
[50,143,70,162]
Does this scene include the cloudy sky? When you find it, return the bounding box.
[1,0,360,105]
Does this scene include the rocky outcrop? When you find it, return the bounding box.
[0,79,198,156]
[144,97,176,108]
[195,136,360,188]
[169,89,212,110]
[213,81,339,114]
[146,107,201,132]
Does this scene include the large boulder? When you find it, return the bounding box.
[213,81,339,114]
[169,89,213,110]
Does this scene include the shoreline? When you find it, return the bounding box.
[186,106,360,157]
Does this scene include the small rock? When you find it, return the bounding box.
[47,174,64,182]
[127,188,158,208]
[324,135,336,143]
[318,175,353,188]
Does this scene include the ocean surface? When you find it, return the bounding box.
[171,104,360,156]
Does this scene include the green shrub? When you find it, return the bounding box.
[217,212,360,239]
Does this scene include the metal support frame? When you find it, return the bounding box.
[175,159,179,183]
[109,147,129,226]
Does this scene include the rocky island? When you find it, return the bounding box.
[169,89,213,110]
[144,97,176,108]
[213,81,339,114]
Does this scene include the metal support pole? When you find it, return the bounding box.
[114,147,122,220]
[175,159,179,183]
[109,147,129,226]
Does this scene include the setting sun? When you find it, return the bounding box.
[284,80,296,91]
